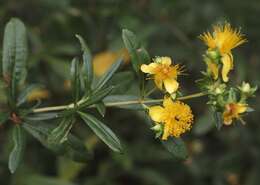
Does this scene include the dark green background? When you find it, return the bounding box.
[0,0,260,185]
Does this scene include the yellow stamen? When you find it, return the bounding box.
[141,57,183,93]
[149,97,194,140]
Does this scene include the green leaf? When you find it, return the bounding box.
[103,95,143,110]
[70,58,80,104]
[75,34,93,91]
[47,117,74,145]
[193,111,214,136]
[22,121,62,152]
[65,134,92,162]
[161,137,188,160]
[93,59,123,92]
[122,29,150,73]
[8,125,26,173]
[107,71,135,93]
[25,112,59,121]
[122,29,150,96]
[213,111,223,130]
[79,112,122,153]
[0,112,9,125]
[246,107,255,112]
[17,84,43,106]
[2,18,28,100]
[141,111,188,160]
[80,86,114,108]
[228,87,237,102]
[75,34,92,58]
[23,121,91,162]
[96,102,106,117]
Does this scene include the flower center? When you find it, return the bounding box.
[162,66,170,74]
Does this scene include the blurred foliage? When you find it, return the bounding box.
[0,0,260,185]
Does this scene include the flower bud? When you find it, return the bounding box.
[206,50,220,60]
[215,87,222,94]
[170,93,177,100]
[151,124,163,138]
[151,124,163,132]
[238,82,257,97]
[240,82,251,93]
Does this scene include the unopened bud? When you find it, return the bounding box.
[238,82,257,97]
[215,87,222,94]
[240,82,250,93]
[151,124,163,132]
[206,50,220,60]
[170,93,177,100]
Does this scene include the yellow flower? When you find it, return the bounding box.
[221,53,234,82]
[199,23,247,82]
[27,89,50,102]
[205,59,219,80]
[223,103,247,125]
[93,49,130,77]
[141,57,183,94]
[149,97,194,140]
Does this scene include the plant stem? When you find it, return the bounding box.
[32,92,206,113]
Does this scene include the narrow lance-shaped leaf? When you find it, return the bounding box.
[2,18,28,100]
[122,29,150,96]
[80,86,114,108]
[96,102,106,117]
[79,112,123,153]
[214,111,223,130]
[25,112,59,121]
[144,112,188,160]
[193,110,214,136]
[93,59,123,92]
[122,29,150,74]
[8,125,26,173]
[75,34,93,92]
[161,138,188,160]
[107,71,135,89]
[0,112,9,126]
[228,87,237,102]
[47,117,74,145]
[70,58,80,104]
[23,121,92,162]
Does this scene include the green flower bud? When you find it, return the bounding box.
[151,124,163,132]
[151,124,163,138]
[238,82,257,97]
[240,82,250,93]
[206,50,220,60]
[215,87,222,94]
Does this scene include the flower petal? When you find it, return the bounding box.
[162,123,171,140]
[206,61,219,80]
[149,106,165,123]
[163,78,179,94]
[140,63,158,74]
[161,57,172,66]
[163,97,174,107]
[236,104,247,114]
[223,116,233,125]
[221,53,233,82]
[199,32,216,49]
[154,75,163,90]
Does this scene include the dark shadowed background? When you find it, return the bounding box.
[0,0,260,185]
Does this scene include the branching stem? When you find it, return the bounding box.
[32,92,206,113]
